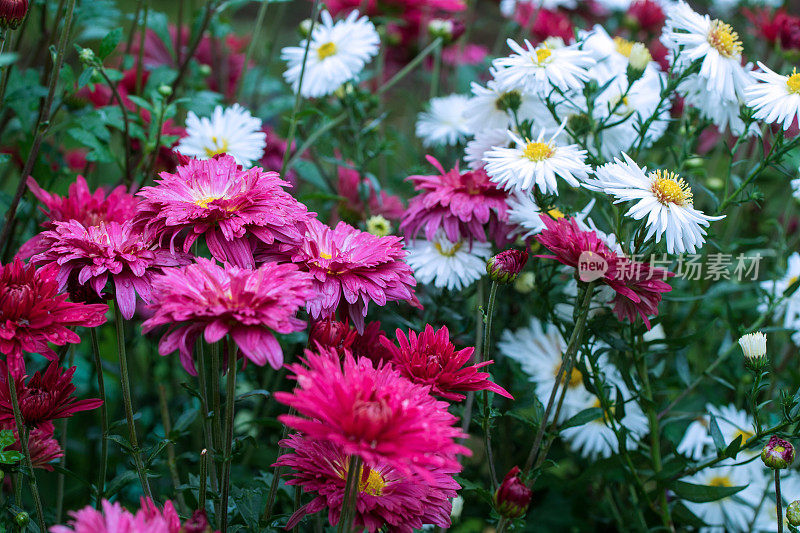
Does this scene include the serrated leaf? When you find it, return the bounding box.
[670,480,746,503]
[561,407,603,430]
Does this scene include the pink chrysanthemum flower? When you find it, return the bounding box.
[20,176,138,260]
[30,220,189,320]
[401,156,512,245]
[142,258,313,375]
[275,433,460,532]
[536,216,673,329]
[4,421,64,471]
[308,319,394,366]
[135,155,312,268]
[275,347,469,478]
[279,219,417,333]
[0,360,102,426]
[381,325,512,402]
[50,498,183,533]
[0,260,107,377]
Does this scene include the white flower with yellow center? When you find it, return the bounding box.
[176,104,266,167]
[499,0,577,17]
[745,63,800,131]
[405,230,491,291]
[584,153,724,254]
[465,128,509,170]
[759,252,800,345]
[662,1,752,103]
[680,465,763,532]
[680,73,757,137]
[281,10,379,98]
[677,404,757,463]
[483,127,590,195]
[415,94,472,147]
[491,39,596,95]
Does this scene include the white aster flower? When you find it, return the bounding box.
[465,128,509,170]
[281,10,379,98]
[681,465,763,533]
[506,194,595,239]
[499,0,577,17]
[680,73,756,137]
[584,153,725,254]
[176,104,266,167]
[745,63,800,131]
[406,230,491,291]
[464,78,558,134]
[759,252,800,345]
[662,1,752,103]
[483,127,590,195]
[738,331,767,360]
[792,176,800,201]
[416,94,472,147]
[498,318,595,423]
[677,416,713,460]
[492,39,595,95]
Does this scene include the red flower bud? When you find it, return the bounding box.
[181,510,213,533]
[626,0,665,34]
[487,249,528,284]
[308,318,355,352]
[494,466,532,519]
[0,0,28,30]
[762,435,795,470]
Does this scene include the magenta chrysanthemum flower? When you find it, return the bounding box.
[275,347,469,478]
[135,155,313,267]
[4,421,63,470]
[381,325,512,402]
[20,176,138,260]
[536,216,673,329]
[308,319,394,366]
[30,220,190,320]
[401,156,512,245]
[50,498,183,533]
[142,258,313,374]
[0,260,107,377]
[275,433,460,532]
[279,219,417,333]
[0,360,102,426]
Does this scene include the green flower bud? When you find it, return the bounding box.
[15,511,29,527]
[787,500,800,527]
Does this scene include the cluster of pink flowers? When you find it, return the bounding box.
[51,498,214,533]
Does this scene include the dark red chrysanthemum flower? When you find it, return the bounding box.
[0,360,102,426]
[626,0,666,34]
[275,346,470,479]
[309,319,394,366]
[610,258,672,329]
[381,325,512,402]
[401,156,512,245]
[0,0,28,30]
[275,433,460,532]
[0,260,107,377]
[3,421,63,470]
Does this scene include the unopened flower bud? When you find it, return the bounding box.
[494,466,532,519]
[629,43,652,71]
[762,435,795,470]
[487,249,528,284]
[0,0,28,30]
[567,113,592,138]
[366,215,391,237]
[739,331,767,372]
[298,18,313,38]
[496,90,522,113]
[198,64,212,77]
[514,271,535,294]
[428,18,464,44]
[308,318,354,352]
[787,500,800,527]
[14,512,29,527]
[181,510,212,533]
[450,495,464,521]
[78,47,96,65]
[158,84,173,97]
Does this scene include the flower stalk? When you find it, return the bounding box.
[338,455,363,533]
[220,337,238,533]
[89,327,108,509]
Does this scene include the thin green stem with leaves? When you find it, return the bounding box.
[89,328,108,508]
[220,338,238,533]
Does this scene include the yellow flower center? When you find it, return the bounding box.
[534,47,552,65]
[547,208,565,219]
[340,463,386,497]
[650,170,693,207]
[195,195,223,209]
[613,36,635,57]
[707,19,742,59]
[733,429,754,445]
[523,141,554,162]
[554,362,582,388]
[786,69,800,94]
[204,136,229,158]
[319,251,332,260]
[708,475,732,488]
[317,41,337,60]
[434,240,463,257]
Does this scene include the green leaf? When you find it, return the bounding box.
[98,28,123,60]
[0,429,21,465]
[669,480,747,503]
[560,407,603,430]
[724,434,743,459]
[709,415,725,451]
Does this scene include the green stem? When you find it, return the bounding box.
[377,37,441,96]
[522,281,595,478]
[480,281,499,489]
[199,448,208,513]
[429,41,441,99]
[113,300,152,499]
[280,0,320,178]
[337,455,363,533]
[220,338,238,533]
[234,0,270,101]
[89,327,108,508]
[158,384,188,514]
[8,376,46,532]
[197,340,219,494]
[777,470,784,533]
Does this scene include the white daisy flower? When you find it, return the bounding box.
[677,416,713,460]
[561,380,649,460]
[406,230,491,291]
[491,39,595,95]
[498,317,595,423]
[281,10,379,98]
[415,94,472,147]
[792,175,800,201]
[499,0,577,17]
[681,465,763,533]
[483,127,590,195]
[680,73,757,137]
[506,193,595,239]
[176,104,266,167]
[465,128,510,170]
[759,252,800,345]
[745,63,800,131]
[584,153,725,254]
[678,404,757,463]
[464,78,557,134]
[582,26,659,78]
[662,1,752,103]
